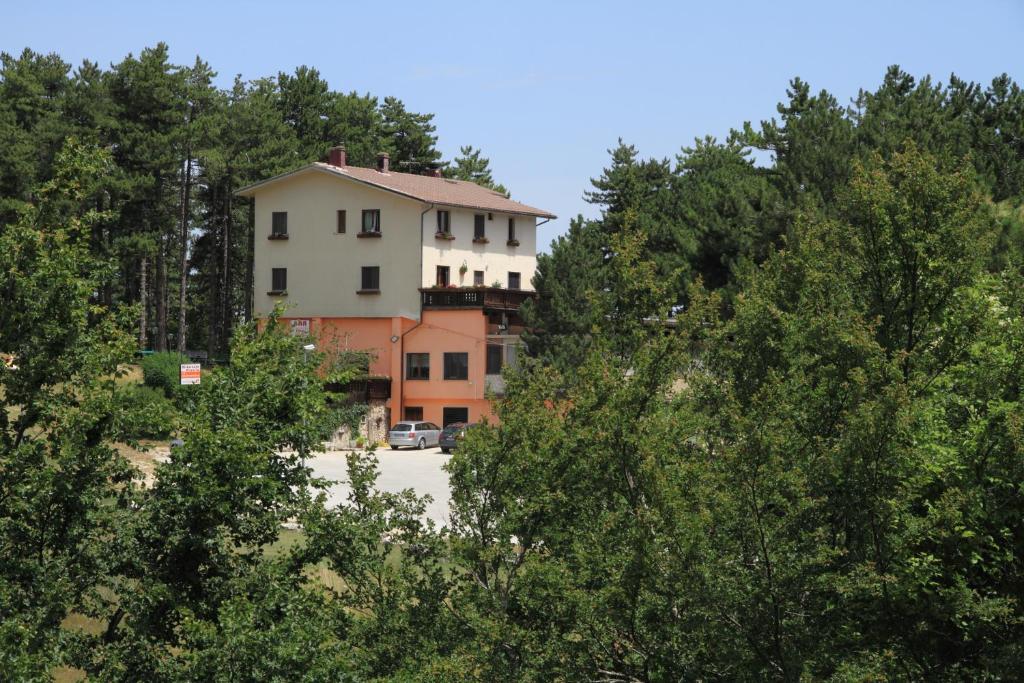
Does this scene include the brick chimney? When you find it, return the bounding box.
[328,144,347,167]
[376,152,390,173]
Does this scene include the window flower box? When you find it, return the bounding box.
[435,232,456,241]
[357,231,382,238]
[472,237,490,244]
[267,233,289,240]
[506,239,520,247]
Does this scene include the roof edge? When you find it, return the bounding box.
[235,162,557,219]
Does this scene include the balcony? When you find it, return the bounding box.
[420,286,535,311]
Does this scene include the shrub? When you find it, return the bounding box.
[141,352,189,399]
[111,385,178,440]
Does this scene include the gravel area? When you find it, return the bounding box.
[306,446,453,527]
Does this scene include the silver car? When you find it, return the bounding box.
[388,421,441,450]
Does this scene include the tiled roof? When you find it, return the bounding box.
[237,162,557,219]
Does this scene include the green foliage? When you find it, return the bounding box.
[140,350,189,398]
[111,384,178,440]
[0,141,137,676]
[444,145,508,195]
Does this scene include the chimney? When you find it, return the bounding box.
[328,144,347,167]
[423,167,442,178]
[376,152,390,173]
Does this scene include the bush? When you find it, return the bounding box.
[111,385,178,440]
[141,351,189,399]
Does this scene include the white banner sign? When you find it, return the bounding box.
[290,319,311,336]
[180,363,201,385]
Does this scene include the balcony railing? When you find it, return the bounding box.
[420,286,534,311]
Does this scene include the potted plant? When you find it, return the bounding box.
[459,261,468,277]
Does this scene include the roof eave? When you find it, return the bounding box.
[236,162,557,219]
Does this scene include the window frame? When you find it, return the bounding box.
[436,210,450,235]
[443,352,469,381]
[271,212,288,238]
[507,217,516,241]
[360,265,380,292]
[436,265,450,287]
[404,406,423,421]
[486,344,503,375]
[474,214,486,240]
[508,271,521,290]
[271,267,287,293]
[405,352,430,380]
[473,270,484,287]
[361,209,381,234]
[336,210,346,234]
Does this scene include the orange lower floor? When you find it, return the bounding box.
[397,398,496,428]
[280,310,502,428]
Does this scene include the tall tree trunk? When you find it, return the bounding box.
[176,153,193,353]
[207,225,220,360]
[155,234,168,352]
[221,173,233,351]
[244,196,255,322]
[138,256,148,349]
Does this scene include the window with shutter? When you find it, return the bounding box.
[406,353,430,380]
[360,266,380,292]
[271,268,287,292]
[271,212,288,237]
[443,352,469,380]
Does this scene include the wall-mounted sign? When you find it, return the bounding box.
[290,319,311,336]
[180,363,201,385]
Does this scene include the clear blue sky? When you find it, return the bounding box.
[3,1,1022,248]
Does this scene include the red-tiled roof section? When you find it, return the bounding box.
[236,161,556,219]
[316,163,556,218]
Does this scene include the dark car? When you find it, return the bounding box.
[439,422,477,453]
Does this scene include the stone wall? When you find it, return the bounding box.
[327,400,390,449]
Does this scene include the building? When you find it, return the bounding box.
[237,145,556,434]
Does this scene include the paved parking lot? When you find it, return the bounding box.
[307,446,453,527]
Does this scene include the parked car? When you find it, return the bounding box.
[439,422,477,453]
[388,421,441,450]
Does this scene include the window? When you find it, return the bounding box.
[271,212,288,237]
[508,217,516,242]
[360,266,380,292]
[474,214,485,240]
[508,272,521,289]
[443,406,469,426]
[473,270,484,287]
[336,210,346,234]
[271,267,287,293]
[436,210,450,234]
[361,209,380,233]
[443,352,469,380]
[486,344,503,374]
[404,407,423,421]
[406,353,430,380]
[436,265,450,287]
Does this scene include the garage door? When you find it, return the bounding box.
[442,407,469,427]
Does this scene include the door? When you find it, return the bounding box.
[442,407,469,427]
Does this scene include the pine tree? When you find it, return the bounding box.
[444,145,508,195]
